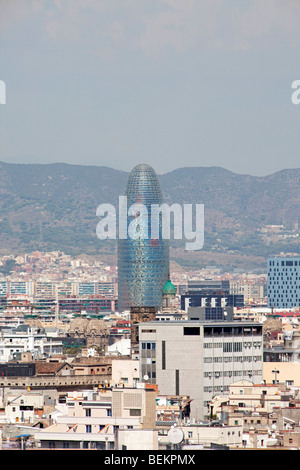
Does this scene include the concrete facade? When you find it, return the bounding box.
[263,361,300,387]
[111,359,140,387]
[35,386,157,449]
[139,321,263,420]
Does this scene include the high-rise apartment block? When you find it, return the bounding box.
[267,256,300,309]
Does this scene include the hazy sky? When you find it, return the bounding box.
[0,0,299,176]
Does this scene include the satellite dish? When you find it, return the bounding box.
[168,427,184,445]
[143,374,149,381]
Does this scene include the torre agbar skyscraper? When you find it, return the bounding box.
[118,164,169,315]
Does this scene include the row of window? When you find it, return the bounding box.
[204,341,262,349]
[204,369,261,379]
[142,327,263,338]
[142,340,263,351]
[269,260,300,266]
[85,408,111,417]
[85,424,133,433]
[204,356,261,363]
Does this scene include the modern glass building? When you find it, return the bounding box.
[117,164,169,312]
[268,256,300,308]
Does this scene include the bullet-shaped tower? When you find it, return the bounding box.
[118,163,169,313]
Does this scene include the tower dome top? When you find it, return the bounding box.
[132,163,155,171]
[125,163,163,205]
[162,279,176,295]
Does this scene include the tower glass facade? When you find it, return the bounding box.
[268,256,300,308]
[118,164,169,312]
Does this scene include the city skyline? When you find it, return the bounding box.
[1,1,300,453]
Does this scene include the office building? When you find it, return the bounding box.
[187,280,230,293]
[230,282,266,303]
[118,164,169,312]
[181,279,244,311]
[267,256,300,308]
[139,320,263,419]
[187,306,234,322]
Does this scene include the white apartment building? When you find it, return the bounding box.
[35,387,158,450]
[0,281,8,296]
[9,281,34,297]
[230,282,265,303]
[0,326,63,362]
[227,380,284,413]
[34,281,56,297]
[5,391,44,424]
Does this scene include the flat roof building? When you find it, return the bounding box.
[268,256,300,309]
[139,320,263,420]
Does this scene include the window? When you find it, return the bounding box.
[162,341,166,370]
[183,327,200,335]
[142,342,156,350]
[175,369,179,395]
[234,342,242,352]
[130,409,141,416]
[86,425,92,433]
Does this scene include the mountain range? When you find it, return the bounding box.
[0,161,299,272]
